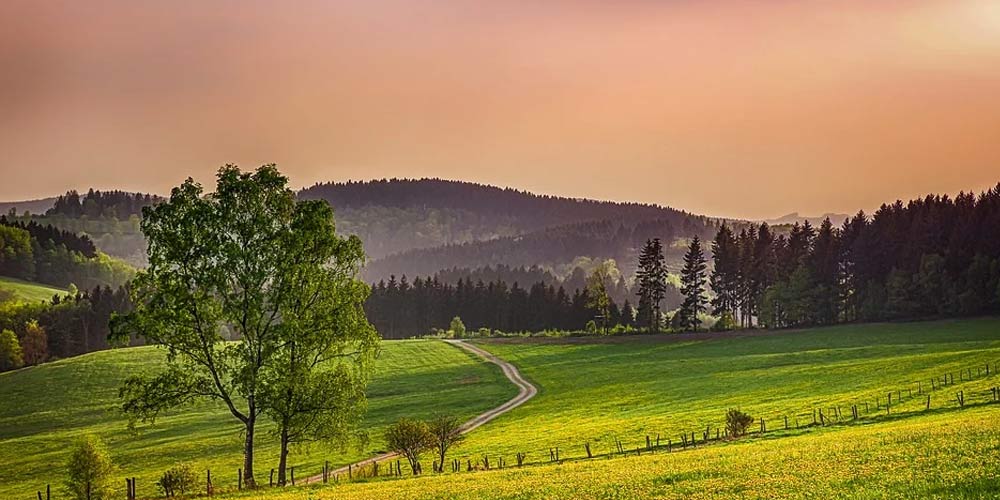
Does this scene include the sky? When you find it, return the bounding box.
[1,0,999,219]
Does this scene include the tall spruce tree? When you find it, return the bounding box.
[710,224,739,317]
[635,238,666,332]
[678,236,708,331]
[679,236,708,331]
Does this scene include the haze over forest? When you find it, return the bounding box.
[3,0,1000,219]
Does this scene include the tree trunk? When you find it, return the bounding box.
[438,447,446,473]
[277,424,290,486]
[242,410,257,488]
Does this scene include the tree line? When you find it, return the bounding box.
[703,185,1000,328]
[48,189,160,218]
[0,284,134,371]
[366,274,638,339]
[0,216,133,289]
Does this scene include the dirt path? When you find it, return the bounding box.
[302,339,537,484]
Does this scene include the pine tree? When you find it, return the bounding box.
[709,224,739,318]
[678,237,708,331]
[635,238,666,332]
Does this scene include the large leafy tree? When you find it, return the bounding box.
[257,199,378,485]
[113,165,375,488]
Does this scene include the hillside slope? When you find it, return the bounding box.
[0,340,515,499]
[0,276,65,303]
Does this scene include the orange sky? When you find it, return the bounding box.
[1,0,999,218]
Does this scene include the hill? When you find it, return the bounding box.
[0,276,65,303]
[0,197,58,217]
[302,179,718,270]
[6,179,721,282]
[0,340,515,499]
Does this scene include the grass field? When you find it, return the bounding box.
[217,405,1000,499]
[5,318,1000,499]
[0,340,516,499]
[455,318,1000,461]
[0,276,65,303]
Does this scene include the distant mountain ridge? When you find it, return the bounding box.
[763,212,849,228]
[0,197,58,216]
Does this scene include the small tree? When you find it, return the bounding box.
[385,418,433,475]
[725,409,754,438]
[65,436,114,500]
[21,320,48,365]
[0,329,24,371]
[711,311,737,332]
[449,316,466,338]
[427,415,465,472]
[157,464,196,497]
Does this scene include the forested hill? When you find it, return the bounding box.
[299,178,716,261]
[362,216,717,282]
[3,179,720,278]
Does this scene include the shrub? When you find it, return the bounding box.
[157,463,196,497]
[585,320,598,335]
[712,311,738,332]
[65,435,114,500]
[449,316,466,338]
[0,329,24,371]
[726,409,754,438]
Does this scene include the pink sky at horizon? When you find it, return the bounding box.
[1,0,999,219]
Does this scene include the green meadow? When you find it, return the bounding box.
[0,276,65,304]
[457,318,1000,461]
[0,340,515,499]
[4,318,1000,499]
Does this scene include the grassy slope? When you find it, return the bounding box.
[0,276,65,303]
[221,406,1000,499]
[456,318,1000,459]
[0,340,516,499]
[219,317,1000,499]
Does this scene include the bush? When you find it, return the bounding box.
[0,328,24,371]
[65,435,114,500]
[726,409,754,438]
[157,463,196,497]
[449,316,466,338]
[712,311,738,332]
[585,320,598,335]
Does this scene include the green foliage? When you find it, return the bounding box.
[725,408,754,438]
[0,328,24,371]
[636,238,667,332]
[586,262,613,334]
[0,225,34,280]
[115,164,378,486]
[449,316,466,338]
[711,311,737,332]
[385,418,434,474]
[64,435,114,500]
[678,236,708,331]
[427,414,465,472]
[156,463,196,497]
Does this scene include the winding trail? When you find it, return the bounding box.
[303,339,537,484]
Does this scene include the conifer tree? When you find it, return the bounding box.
[678,237,708,331]
[635,238,666,332]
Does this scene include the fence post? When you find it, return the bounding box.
[238,468,242,490]
[207,469,213,496]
